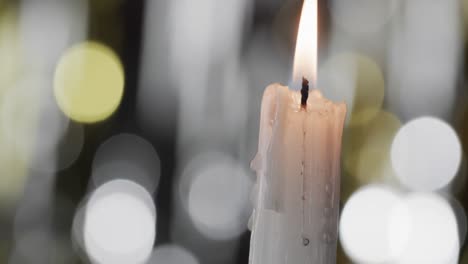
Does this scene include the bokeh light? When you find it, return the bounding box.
[18,0,87,68]
[83,179,156,264]
[168,0,248,74]
[448,197,468,247]
[339,185,402,263]
[54,41,124,123]
[71,197,89,261]
[0,72,83,173]
[331,0,399,35]
[0,7,21,91]
[12,228,51,264]
[387,0,461,121]
[0,150,28,207]
[180,152,252,241]
[344,111,401,184]
[53,122,84,171]
[0,75,45,205]
[147,244,199,264]
[391,193,459,263]
[318,52,385,126]
[391,117,462,191]
[31,94,83,172]
[91,133,161,194]
[1,75,42,162]
[0,1,467,263]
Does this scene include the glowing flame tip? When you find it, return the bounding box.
[292,0,318,88]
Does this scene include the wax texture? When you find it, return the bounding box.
[249,83,346,264]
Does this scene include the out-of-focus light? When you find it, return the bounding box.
[180,152,252,241]
[0,8,21,90]
[245,31,290,90]
[391,193,459,263]
[54,41,124,123]
[0,73,82,173]
[12,228,51,264]
[0,76,44,204]
[448,198,467,247]
[51,237,76,264]
[463,0,468,32]
[1,75,42,161]
[84,179,156,264]
[137,0,176,139]
[147,244,199,264]
[460,106,468,163]
[318,52,384,126]
[243,31,290,162]
[331,0,399,35]
[344,111,401,184]
[391,117,461,191]
[32,94,83,172]
[340,185,402,263]
[72,197,89,261]
[54,122,84,171]
[387,0,461,121]
[19,0,87,68]
[91,133,161,194]
[168,0,248,72]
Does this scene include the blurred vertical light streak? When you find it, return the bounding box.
[157,0,252,263]
[330,0,400,36]
[19,0,88,70]
[10,172,55,264]
[168,0,251,163]
[8,82,57,260]
[0,8,20,93]
[387,0,462,121]
[326,24,389,73]
[137,0,176,138]
[9,1,87,263]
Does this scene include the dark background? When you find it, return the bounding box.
[1,0,468,263]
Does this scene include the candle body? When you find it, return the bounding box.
[249,84,346,264]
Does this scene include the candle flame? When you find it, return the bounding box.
[293,0,318,88]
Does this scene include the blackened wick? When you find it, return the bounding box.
[301,77,309,108]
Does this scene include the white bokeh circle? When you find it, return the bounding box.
[391,117,461,191]
[180,152,252,241]
[390,193,459,264]
[340,185,402,263]
[84,179,156,264]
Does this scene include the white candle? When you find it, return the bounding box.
[248,0,347,263]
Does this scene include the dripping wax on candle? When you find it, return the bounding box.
[248,0,347,263]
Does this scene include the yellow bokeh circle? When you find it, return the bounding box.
[344,111,402,184]
[319,52,385,127]
[54,41,124,123]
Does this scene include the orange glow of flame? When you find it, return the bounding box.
[293,0,318,87]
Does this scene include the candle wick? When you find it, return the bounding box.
[301,77,309,109]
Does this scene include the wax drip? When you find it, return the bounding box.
[301,106,307,246]
[301,77,309,109]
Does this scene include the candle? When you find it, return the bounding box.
[248,0,347,263]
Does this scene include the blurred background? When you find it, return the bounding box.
[0,0,467,263]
